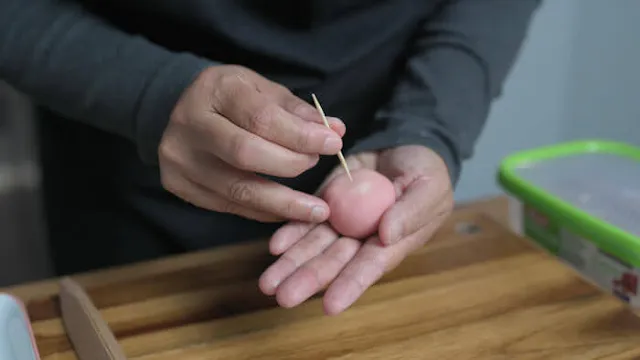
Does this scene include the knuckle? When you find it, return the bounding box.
[248,104,276,134]
[281,252,302,269]
[171,112,191,127]
[229,135,254,169]
[222,67,253,92]
[218,70,241,87]
[219,199,240,215]
[285,95,309,113]
[227,180,255,204]
[209,87,226,112]
[169,100,193,126]
[291,102,312,118]
[226,65,250,76]
[218,73,238,92]
[284,200,298,217]
[158,140,182,166]
[294,126,314,150]
[300,262,323,286]
[274,199,298,219]
[211,74,242,110]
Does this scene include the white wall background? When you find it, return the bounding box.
[564,0,640,145]
[455,0,640,202]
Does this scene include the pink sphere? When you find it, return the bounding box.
[322,168,396,239]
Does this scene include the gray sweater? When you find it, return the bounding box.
[1,0,541,181]
[0,0,540,271]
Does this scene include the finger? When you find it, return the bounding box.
[189,152,331,223]
[213,77,343,155]
[323,226,435,315]
[160,169,283,223]
[197,112,318,178]
[218,68,347,137]
[378,175,453,245]
[276,93,347,137]
[321,237,388,315]
[275,237,360,308]
[325,117,346,138]
[259,224,338,295]
[269,221,316,255]
[250,78,347,138]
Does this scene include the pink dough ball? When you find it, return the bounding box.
[322,168,396,239]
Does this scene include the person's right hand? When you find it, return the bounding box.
[158,65,345,223]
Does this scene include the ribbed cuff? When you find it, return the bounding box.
[135,52,214,165]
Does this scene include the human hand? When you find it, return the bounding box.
[259,145,454,314]
[158,65,345,223]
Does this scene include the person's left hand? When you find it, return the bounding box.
[258,144,454,315]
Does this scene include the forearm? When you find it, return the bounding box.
[348,0,541,186]
[0,0,214,164]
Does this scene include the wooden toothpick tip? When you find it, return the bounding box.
[311,94,353,182]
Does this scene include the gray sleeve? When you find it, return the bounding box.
[346,0,541,186]
[0,0,215,164]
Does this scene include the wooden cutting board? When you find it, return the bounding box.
[5,196,640,359]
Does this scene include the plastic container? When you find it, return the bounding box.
[498,140,640,306]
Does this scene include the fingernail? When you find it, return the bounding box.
[326,117,345,136]
[310,205,328,222]
[327,116,344,126]
[268,279,280,291]
[323,136,342,153]
[261,276,279,294]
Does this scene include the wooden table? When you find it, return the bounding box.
[5,196,640,359]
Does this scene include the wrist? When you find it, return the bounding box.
[345,130,461,187]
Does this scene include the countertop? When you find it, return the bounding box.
[5,196,640,359]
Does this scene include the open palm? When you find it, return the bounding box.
[259,145,454,315]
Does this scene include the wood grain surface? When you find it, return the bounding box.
[5,196,640,359]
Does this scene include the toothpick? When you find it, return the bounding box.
[311,93,353,182]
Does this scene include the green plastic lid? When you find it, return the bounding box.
[498,140,640,266]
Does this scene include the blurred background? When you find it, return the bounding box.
[0,0,638,287]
